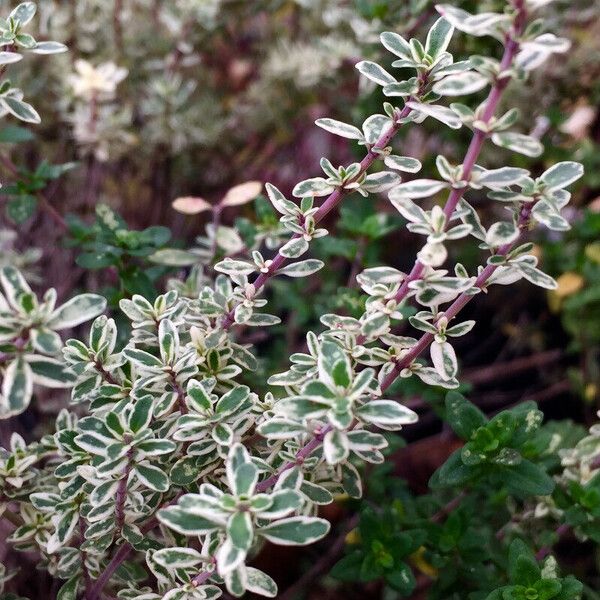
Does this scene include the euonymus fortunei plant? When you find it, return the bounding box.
[0,1,591,599]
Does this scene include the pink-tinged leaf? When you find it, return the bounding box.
[172,196,213,215]
[221,181,263,207]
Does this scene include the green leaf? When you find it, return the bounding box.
[385,561,416,595]
[445,392,487,439]
[6,195,37,223]
[508,538,539,584]
[259,517,330,546]
[76,251,117,269]
[503,459,554,497]
[429,449,472,489]
[0,124,35,143]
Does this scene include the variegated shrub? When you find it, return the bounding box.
[0,1,590,599]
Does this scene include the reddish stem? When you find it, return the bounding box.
[393,3,527,304]
[220,103,415,330]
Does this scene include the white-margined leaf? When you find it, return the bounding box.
[433,71,488,96]
[323,429,349,464]
[315,118,364,141]
[276,260,324,278]
[0,358,33,417]
[292,178,334,198]
[27,355,76,388]
[406,101,462,129]
[0,96,41,124]
[31,41,68,54]
[258,517,330,546]
[491,132,544,157]
[361,171,401,193]
[477,167,530,189]
[246,567,277,598]
[214,258,256,276]
[485,221,519,247]
[380,31,412,59]
[431,340,458,380]
[47,294,106,330]
[279,237,309,259]
[425,17,454,60]
[384,155,422,173]
[356,61,396,86]
[355,400,418,428]
[539,161,584,191]
[134,462,169,492]
[514,262,557,290]
[389,179,448,199]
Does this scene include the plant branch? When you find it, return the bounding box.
[380,204,534,393]
[220,102,417,330]
[392,2,528,305]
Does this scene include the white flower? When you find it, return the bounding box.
[69,59,128,100]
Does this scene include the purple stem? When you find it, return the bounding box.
[256,427,328,493]
[87,542,132,600]
[220,103,415,330]
[393,1,527,304]
[379,204,533,393]
[253,2,532,498]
